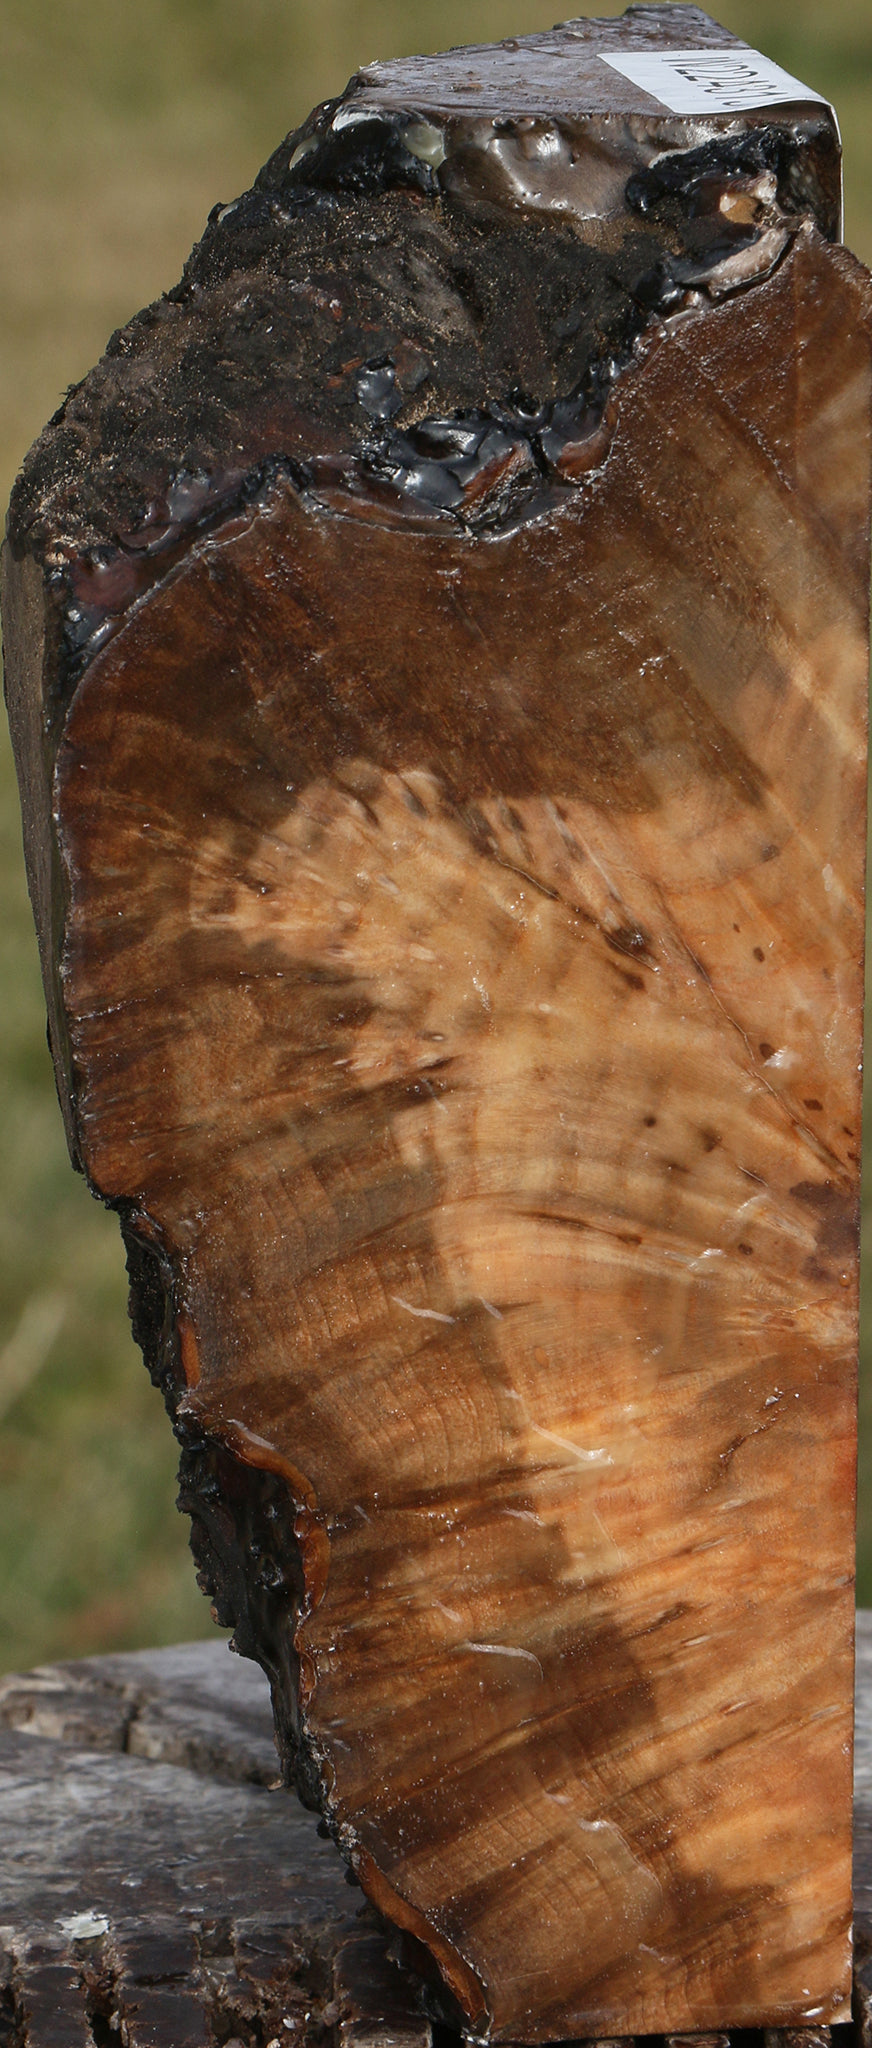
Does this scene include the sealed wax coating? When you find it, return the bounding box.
[2,8,869,2038]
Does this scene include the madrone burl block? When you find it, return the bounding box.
[3,9,870,2038]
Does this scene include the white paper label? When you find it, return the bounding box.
[598,47,828,116]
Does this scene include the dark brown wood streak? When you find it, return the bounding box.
[2,7,870,2039]
[3,1627,872,2047]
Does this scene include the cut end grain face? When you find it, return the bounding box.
[2,7,869,2039]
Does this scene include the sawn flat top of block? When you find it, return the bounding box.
[345,6,827,121]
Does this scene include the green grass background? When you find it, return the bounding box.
[1,0,871,1672]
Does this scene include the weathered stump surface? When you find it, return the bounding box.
[2,1627,872,2047]
[0,1640,413,2048]
[3,5,870,2039]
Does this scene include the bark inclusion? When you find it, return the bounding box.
[2,7,869,2043]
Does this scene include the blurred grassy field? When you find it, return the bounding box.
[1,0,871,1673]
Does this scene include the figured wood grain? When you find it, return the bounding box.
[3,1630,872,2047]
[3,9,870,2042]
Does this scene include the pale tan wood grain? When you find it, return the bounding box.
[3,10,869,2038]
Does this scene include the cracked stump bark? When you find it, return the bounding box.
[3,6,871,2039]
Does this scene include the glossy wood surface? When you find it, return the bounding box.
[3,10,870,2038]
[4,1626,872,2046]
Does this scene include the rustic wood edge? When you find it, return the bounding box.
[2,1619,871,2047]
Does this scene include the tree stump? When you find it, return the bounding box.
[2,6,870,2040]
